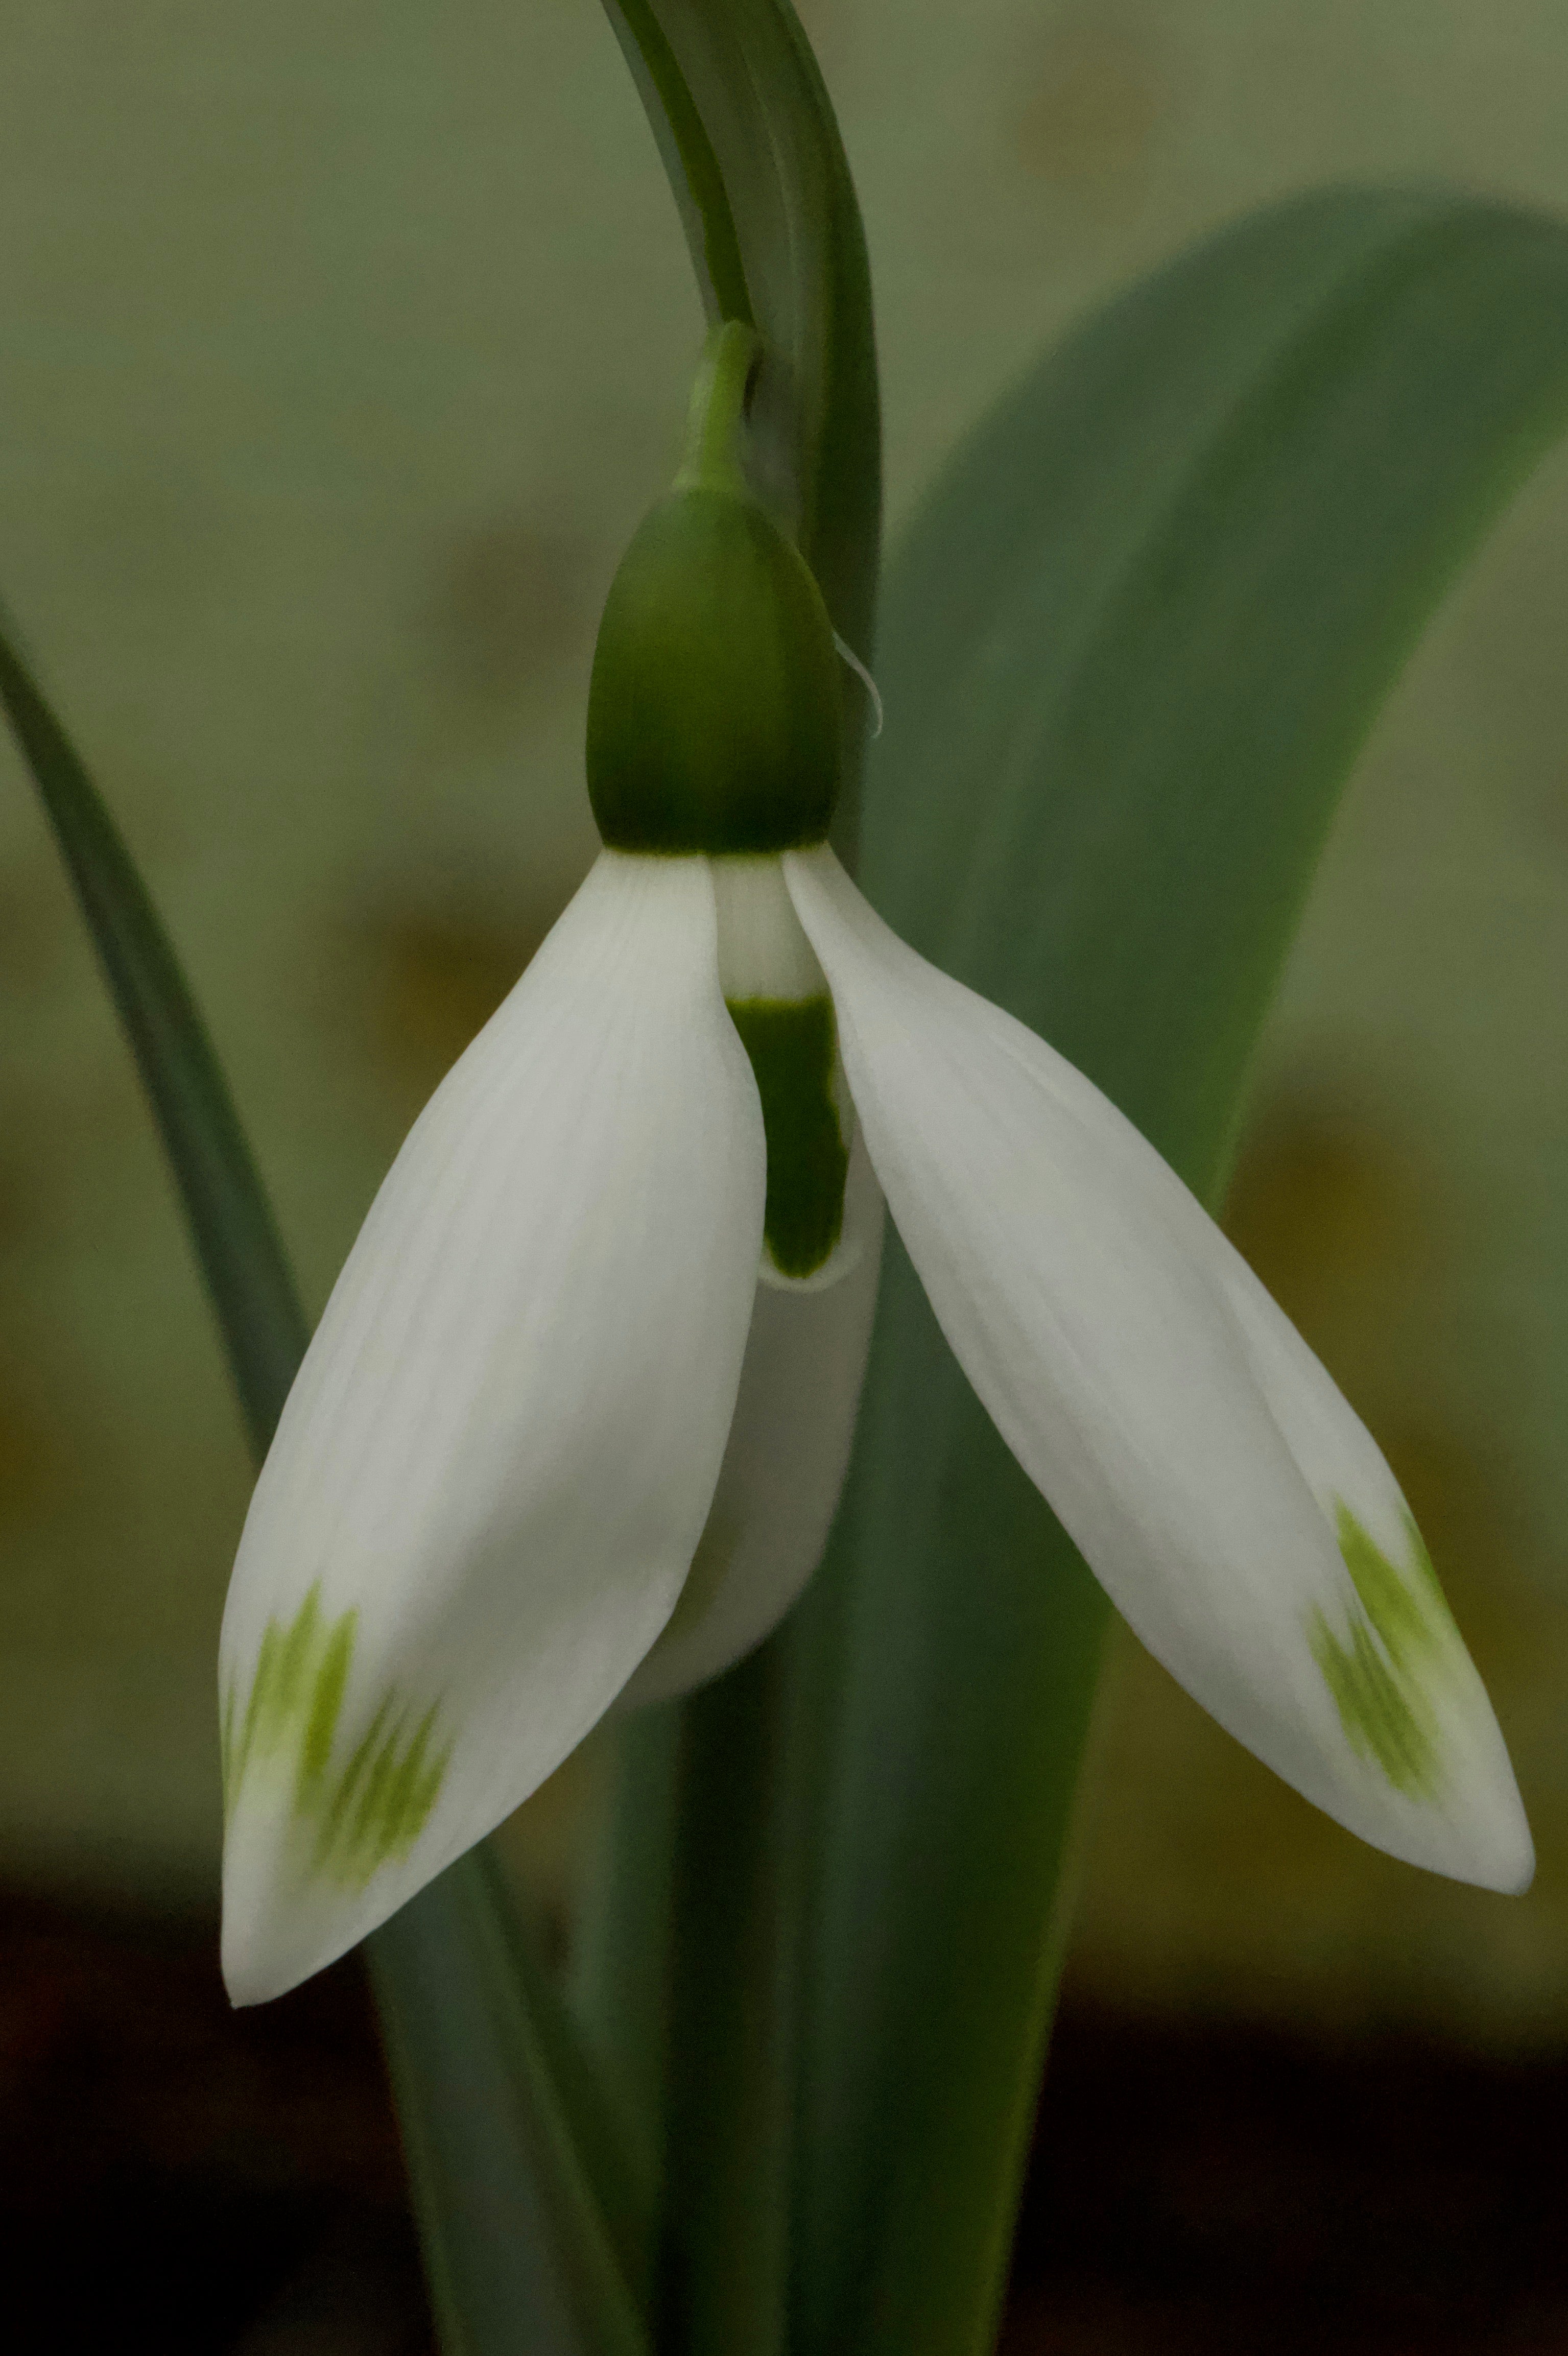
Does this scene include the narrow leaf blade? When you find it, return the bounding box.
[2,630,643,2353]
[371,1854,651,2356]
[0,619,307,1455]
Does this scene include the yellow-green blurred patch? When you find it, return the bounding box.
[336,901,546,1134]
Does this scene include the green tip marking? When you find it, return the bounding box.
[222,1583,449,1889]
[1309,1504,1458,1800]
[727,993,849,1278]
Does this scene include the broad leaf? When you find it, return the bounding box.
[794,187,1568,2356]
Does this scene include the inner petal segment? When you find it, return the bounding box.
[712,853,851,1283]
[727,994,848,1278]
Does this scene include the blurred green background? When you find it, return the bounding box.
[1,0,1566,2060]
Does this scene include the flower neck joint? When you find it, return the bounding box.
[585,324,842,857]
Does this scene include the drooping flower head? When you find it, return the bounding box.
[220,324,1531,2006]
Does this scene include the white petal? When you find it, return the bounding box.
[220,852,765,2003]
[785,846,1532,1894]
[622,1127,884,1705]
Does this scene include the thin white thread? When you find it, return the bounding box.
[832,631,884,738]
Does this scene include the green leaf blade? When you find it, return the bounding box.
[876,192,1568,1178]
[1,631,645,2356]
[796,186,1568,2356]
[0,623,308,1455]
[371,1853,652,2356]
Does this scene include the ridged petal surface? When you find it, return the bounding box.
[624,1127,884,1705]
[786,846,1532,1894]
[221,853,765,2003]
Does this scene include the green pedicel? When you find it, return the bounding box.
[727,993,848,1278]
[1309,1504,1456,1799]
[222,1584,448,1888]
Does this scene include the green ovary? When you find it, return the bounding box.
[727,993,849,1278]
[222,1585,448,1889]
[1309,1504,1457,1799]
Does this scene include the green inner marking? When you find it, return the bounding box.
[727,993,848,1278]
[222,1583,449,1890]
[1308,1503,1457,1800]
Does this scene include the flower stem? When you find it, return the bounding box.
[677,319,764,497]
[659,1642,802,2356]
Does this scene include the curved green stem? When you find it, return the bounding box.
[601,0,753,324]
[676,321,763,494]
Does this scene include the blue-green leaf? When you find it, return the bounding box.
[0,615,307,1457]
[372,1851,651,2356]
[793,186,1568,2356]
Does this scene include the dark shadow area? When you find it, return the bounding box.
[1007,2001,1568,2353]
[5,1886,1566,2351]
[0,1888,433,2351]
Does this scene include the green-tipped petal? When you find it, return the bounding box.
[220,853,765,2004]
[786,846,1532,1895]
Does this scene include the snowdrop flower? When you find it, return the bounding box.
[220,326,1531,2006]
